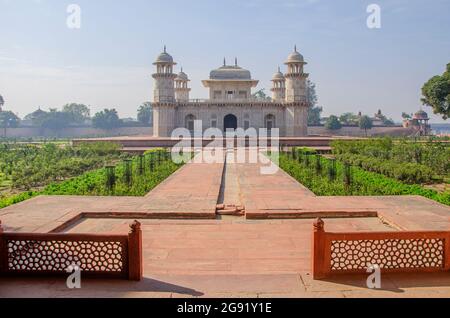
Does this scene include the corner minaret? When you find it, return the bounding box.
[174,68,191,102]
[152,46,177,103]
[284,45,308,102]
[152,46,177,137]
[271,67,286,102]
[284,46,309,136]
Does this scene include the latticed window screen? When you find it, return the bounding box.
[330,238,445,271]
[7,239,126,272]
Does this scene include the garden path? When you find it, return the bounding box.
[1,149,450,297]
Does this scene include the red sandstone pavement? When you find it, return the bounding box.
[2,218,450,298]
[64,217,395,275]
[1,149,450,297]
[73,136,357,142]
[0,159,223,233]
[237,155,450,231]
[144,159,223,214]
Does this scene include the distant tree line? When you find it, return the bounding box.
[306,80,323,126]
[0,102,153,134]
[323,112,397,136]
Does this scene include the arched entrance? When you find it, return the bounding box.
[185,114,195,131]
[224,114,238,131]
[265,114,275,130]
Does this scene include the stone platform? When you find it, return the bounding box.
[2,217,450,298]
[72,135,359,149]
[1,150,450,298]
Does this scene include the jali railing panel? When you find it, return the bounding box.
[0,220,142,281]
[312,218,450,279]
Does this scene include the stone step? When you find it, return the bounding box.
[216,204,245,216]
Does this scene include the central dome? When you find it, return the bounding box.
[210,65,252,80]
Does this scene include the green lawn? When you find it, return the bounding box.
[272,150,450,206]
[0,148,188,209]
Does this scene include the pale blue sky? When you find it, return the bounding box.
[1,0,449,122]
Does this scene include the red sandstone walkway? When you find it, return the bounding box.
[1,149,450,298]
[2,150,448,233]
[237,153,450,231]
[236,155,315,212]
[65,217,395,275]
[2,217,450,298]
[143,159,223,214]
[0,159,223,233]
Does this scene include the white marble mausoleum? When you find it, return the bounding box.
[152,46,310,137]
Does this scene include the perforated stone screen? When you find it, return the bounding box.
[330,238,445,271]
[6,239,127,274]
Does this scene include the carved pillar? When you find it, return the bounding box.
[312,218,326,279]
[128,220,143,281]
[0,220,6,274]
[445,232,450,271]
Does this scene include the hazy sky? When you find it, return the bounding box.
[1,0,449,122]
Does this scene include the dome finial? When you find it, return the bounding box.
[164,45,167,53]
[278,66,281,72]
[223,57,226,66]
[235,57,238,66]
[181,66,183,72]
[294,45,297,52]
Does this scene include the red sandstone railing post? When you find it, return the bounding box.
[445,233,450,271]
[0,220,6,274]
[128,220,143,281]
[312,218,327,280]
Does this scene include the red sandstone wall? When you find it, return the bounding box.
[2,126,414,139]
[307,126,415,137]
[1,127,153,138]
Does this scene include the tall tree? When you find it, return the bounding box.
[92,109,122,130]
[25,108,47,124]
[401,112,412,120]
[308,106,323,126]
[137,102,153,126]
[359,115,373,136]
[325,115,342,130]
[339,112,359,126]
[382,118,395,126]
[306,80,323,125]
[306,80,318,107]
[0,111,20,137]
[62,103,91,124]
[252,89,271,100]
[35,110,71,132]
[421,63,450,119]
